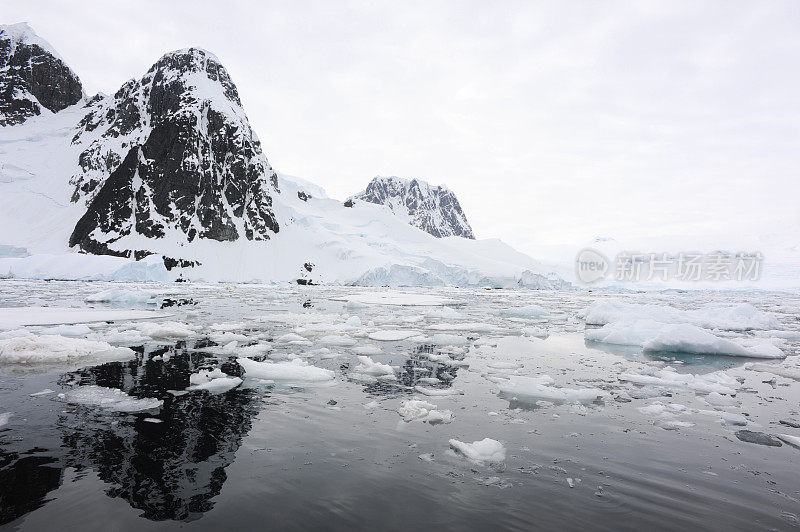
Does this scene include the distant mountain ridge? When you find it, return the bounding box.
[351,176,475,239]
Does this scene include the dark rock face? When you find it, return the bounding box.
[351,176,475,239]
[68,48,280,256]
[0,23,83,126]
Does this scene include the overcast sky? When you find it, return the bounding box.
[7,1,799,261]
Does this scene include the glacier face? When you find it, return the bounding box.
[351,176,475,239]
[0,25,562,288]
[0,23,83,126]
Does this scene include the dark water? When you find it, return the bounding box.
[0,282,799,531]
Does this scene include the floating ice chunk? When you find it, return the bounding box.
[144,418,162,423]
[398,399,453,423]
[745,362,800,381]
[418,453,435,462]
[368,330,423,341]
[449,438,506,463]
[696,409,748,426]
[0,412,10,427]
[414,386,464,396]
[501,305,549,319]
[581,301,779,330]
[637,402,686,417]
[134,321,198,339]
[353,356,395,377]
[318,335,358,347]
[620,367,737,395]
[37,324,92,337]
[30,388,55,396]
[430,333,469,346]
[703,392,739,408]
[188,375,243,393]
[85,288,156,304]
[497,375,604,404]
[238,357,335,384]
[0,334,135,368]
[210,322,247,332]
[428,322,501,333]
[654,419,695,431]
[587,320,784,358]
[0,307,163,329]
[643,324,784,358]
[777,434,800,448]
[426,307,462,319]
[351,344,383,356]
[60,385,163,412]
[276,333,307,343]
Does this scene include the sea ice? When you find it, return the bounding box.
[188,368,243,393]
[367,330,423,341]
[237,357,336,384]
[398,399,453,423]
[501,305,550,319]
[497,375,604,404]
[449,438,506,463]
[0,334,135,367]
[745,362,800,381]
[352,356,395,377]
[60,385,163,412]
[0,412,10,427]
[587,320,785,358]
[777,434,800,448]
[581,301,779,330]
[619,367,737,395]
[85,288,156,304]
[0,306,162,329]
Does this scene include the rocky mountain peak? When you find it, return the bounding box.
[0,22,84,125]
[351,176,475,239]
[67,46,280,260]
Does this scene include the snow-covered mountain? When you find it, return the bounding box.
[68,47,279,262]
[350,176,475,239]
[0,24,564,288]
[0,23,83,126]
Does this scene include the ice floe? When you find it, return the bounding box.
[0,412,11,427]
[449,438,506,463]
[0,306,163,329]
[85,288,156,304]
[586,320,785,358]
[0,334,135,368]
[619,367,737,395]
[500,304,549,319]
[398,399,453,423]
[497,375,605,404]
[367,330,423,341]
[237,357,335,384]
[745,362,800,381]
[188,368,243,393]
[59,385,163,412]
